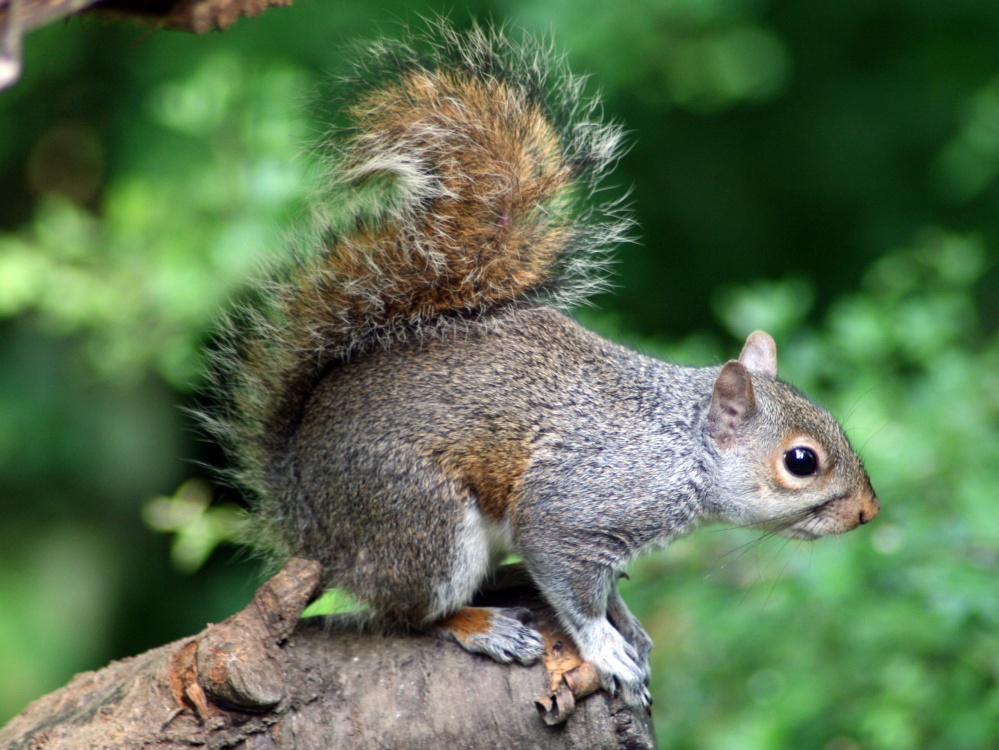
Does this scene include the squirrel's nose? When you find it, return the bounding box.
[858,493,880,525]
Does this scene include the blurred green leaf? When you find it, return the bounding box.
[143,480,247,574]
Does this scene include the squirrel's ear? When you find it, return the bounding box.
[738,331,778,379]
[709,361,757,449]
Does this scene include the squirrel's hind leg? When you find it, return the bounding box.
[420,507,544,665]
[428,606,545,665]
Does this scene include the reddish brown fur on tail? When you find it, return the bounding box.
[349,70,575,312]
[282,67,577,340]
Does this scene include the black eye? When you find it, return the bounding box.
[784,447,818,476]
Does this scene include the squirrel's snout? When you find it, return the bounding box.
[858,492,880,525]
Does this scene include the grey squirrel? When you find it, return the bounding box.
[206,23,880,711]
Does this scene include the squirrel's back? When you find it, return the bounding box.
[207,24,630,512]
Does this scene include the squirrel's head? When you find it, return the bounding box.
[706,331,880,539]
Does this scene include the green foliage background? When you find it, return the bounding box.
[2,1,998,747]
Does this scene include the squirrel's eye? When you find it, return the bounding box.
[784,447,818,477]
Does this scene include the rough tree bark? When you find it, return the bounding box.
[0,559,657,749]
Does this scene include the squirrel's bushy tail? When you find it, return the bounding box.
[206,22,629,516]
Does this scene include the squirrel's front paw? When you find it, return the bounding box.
[578,619,652,712]
[612,673,652,712]
[607,599,653,684]
[591,645,652,711]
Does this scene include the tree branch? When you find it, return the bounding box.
[0,559,656,749]
[0,0,292,90]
